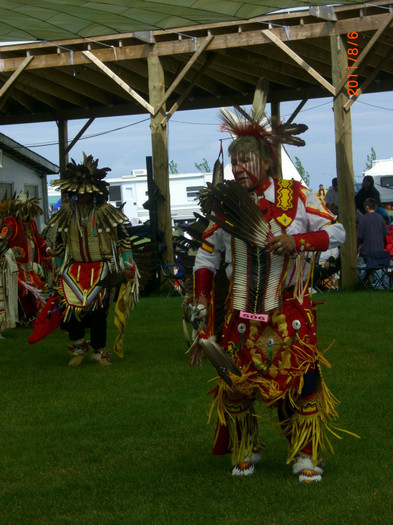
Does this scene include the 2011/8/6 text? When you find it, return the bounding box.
[347,32,359,96]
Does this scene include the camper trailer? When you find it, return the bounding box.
[363,158,393,205]
[106,169,212,225]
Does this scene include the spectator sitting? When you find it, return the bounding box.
[314,247,341,291]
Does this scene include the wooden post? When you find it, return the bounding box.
[271,102,282,179]
[148,55,173,266]
[330,35,358,289]
[57,119,69,176]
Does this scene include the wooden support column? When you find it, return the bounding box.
[148,55,173,266]
[330,35,358,290]
[271,102,282,179]
[57,119,69,175]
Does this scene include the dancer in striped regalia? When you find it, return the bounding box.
[191,79,350,482]
[46,154,138,366]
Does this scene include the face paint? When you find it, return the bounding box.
[231,151,269,191]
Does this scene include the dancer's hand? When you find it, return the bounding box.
[265,234,296,256]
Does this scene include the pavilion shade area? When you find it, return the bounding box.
[0,1,360,42]
[0,2,392,125]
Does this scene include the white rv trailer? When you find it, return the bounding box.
[363,158,393,205]
[106,169,213,225]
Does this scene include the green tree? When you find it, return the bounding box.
[194,158,210,172]
[168,160,178,174]
[365,147,376,171]
[294,156,310,187]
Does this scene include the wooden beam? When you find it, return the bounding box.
[262,29,336,96]
[286,98,308,124]
[0,55,34,100]
[336,11,393,95]
[148,55,173,266]
[12,79,63,109]
[161,54,214,126]
[160,55,223,96]
[271,102,282,179]
[1,13,391,73]
[153,35,213,116]
[82,50,154,114]
[27,71,88,106]
[330,34,358,289]
[344,46,393,110]
[57,120,69,178]
[47,68,115,105]
[65,118,95,155]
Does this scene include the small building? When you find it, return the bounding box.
[0,133,59,229]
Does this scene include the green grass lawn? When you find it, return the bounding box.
[0,290,392,525]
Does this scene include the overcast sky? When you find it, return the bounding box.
[1,90,392,193]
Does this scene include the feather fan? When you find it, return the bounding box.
[201,180,273,248]
[198,336,241,386]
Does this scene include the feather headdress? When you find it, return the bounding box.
[0,195,10,216]
[51,153,110,197]
[220,78,308,166]
[9,193,43,221]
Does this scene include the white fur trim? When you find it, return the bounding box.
[292,454,324,476]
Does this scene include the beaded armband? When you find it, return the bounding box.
[121,251,135,270]
[293,230,329,253]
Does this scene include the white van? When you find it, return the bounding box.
[363,159,393,205]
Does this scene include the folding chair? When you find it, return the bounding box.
[313,252,341,292]
[356,251,391,290]
[159,263,186,297]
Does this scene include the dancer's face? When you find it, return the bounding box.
[76,193,94,204]
[231,151,270,191]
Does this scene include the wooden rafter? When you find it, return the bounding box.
[344,46,393,110]
[0,55,34,100]
[161,54,215,126]
[153,34,213,116]
[262,29,336,96]
[287,99,308,124]
[0,12,391,75]
[336,11,393,96]
[82,50,154,114]
[65,118,95,155]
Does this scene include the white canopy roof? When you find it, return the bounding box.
[0,1,360,42]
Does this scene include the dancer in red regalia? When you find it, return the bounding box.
[189,79,356,483]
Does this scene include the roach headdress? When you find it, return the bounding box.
[51,153,110,198]
[220,78,308,168]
